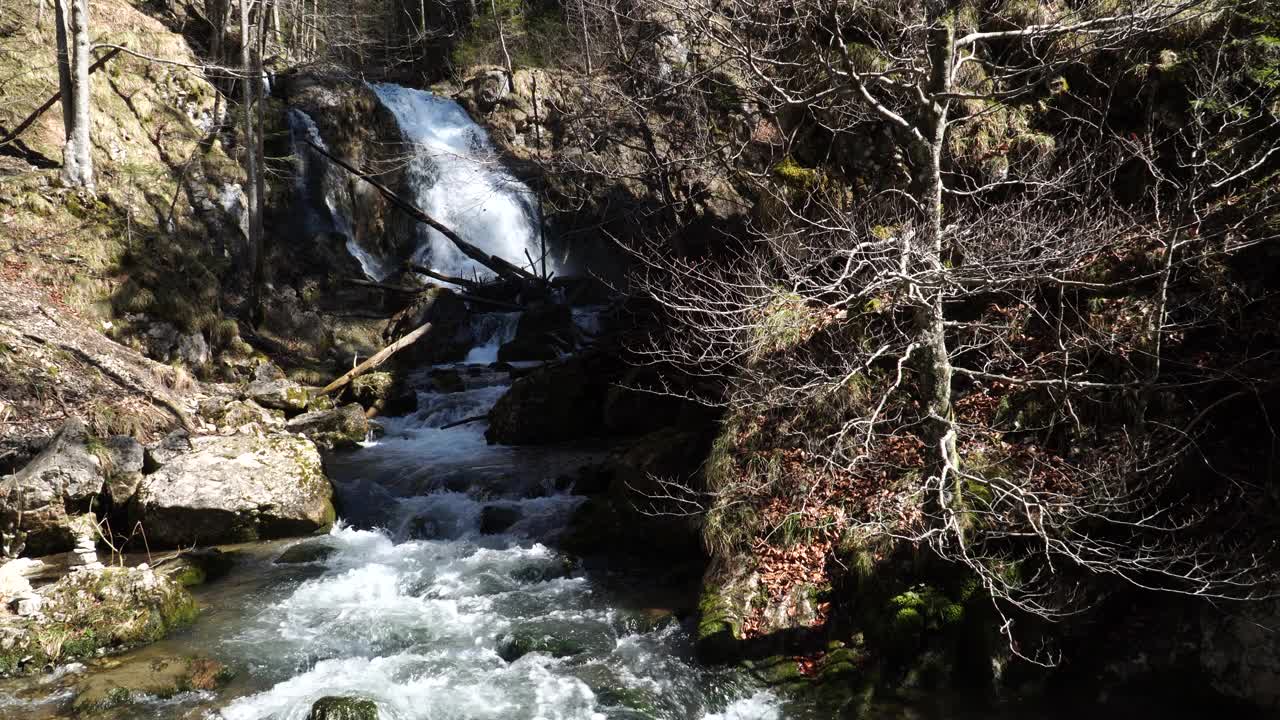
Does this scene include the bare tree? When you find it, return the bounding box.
[54,0,94,192]
[569,0,1280,661]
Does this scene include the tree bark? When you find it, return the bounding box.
[55,0,94,193]
[240,0,262,318]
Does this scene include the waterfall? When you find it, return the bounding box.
[369,83,549,281]
[288,109,396,281]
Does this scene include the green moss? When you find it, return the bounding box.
[696,582,743,662]
[772,156,823,189]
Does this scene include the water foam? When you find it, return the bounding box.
[370,83,549,280]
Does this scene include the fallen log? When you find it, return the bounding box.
[0,47,123,145]
[407,264,479,289]
[320,321,434,395]
[303,139,543,285]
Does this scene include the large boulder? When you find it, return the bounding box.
[385,287,473,365]
[286,403,370,450]
[0,418,105,555]
[132,433,335,547]
[485,353,620,445]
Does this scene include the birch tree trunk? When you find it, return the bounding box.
[55,0,94,193]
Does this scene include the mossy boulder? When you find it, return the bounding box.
[286,403,370,451]
[307,695,380,720]
[350,371,410,414]
[71,654,233,712]
[246,377,312,414]
[157,548,235,587]
[0,566,198,676]
[131,432,335,547]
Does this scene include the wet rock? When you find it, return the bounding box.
[308,695,380,720]
[428,368,465,394]
[157,548,235,587]
[71,654,232,712]
[247,377,311,414]
[510,558,575,584]
[497,303,573,362]
[286,403,370,450]
[0,565,197,676]
[132,433,335,547]
[275,540,338,565]
[497,630,584,662]
[479,505,520,535]
[0,418,105,555]
[485,353,620,445]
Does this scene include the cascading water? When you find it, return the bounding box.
[288,108,396,281]
[369,83,549,281]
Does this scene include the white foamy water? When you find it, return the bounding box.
[370,83,549,281]
[465,312,521,364]
[206,353,775,720]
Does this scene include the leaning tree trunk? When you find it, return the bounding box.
[55,0,94,193]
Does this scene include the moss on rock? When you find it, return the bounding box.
[0,566,198,676]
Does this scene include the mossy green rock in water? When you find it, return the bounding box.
[72,654,233,711]
[0,566,197,676]
[497,631,585,662]
[308,695,380,720]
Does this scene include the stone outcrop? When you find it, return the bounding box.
[498,303,574,362]
[485,353,620,445]
[0,419,105,556]
[131,433,335,547]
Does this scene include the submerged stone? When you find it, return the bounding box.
[497,630,585,662]
[71,654,232,711]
